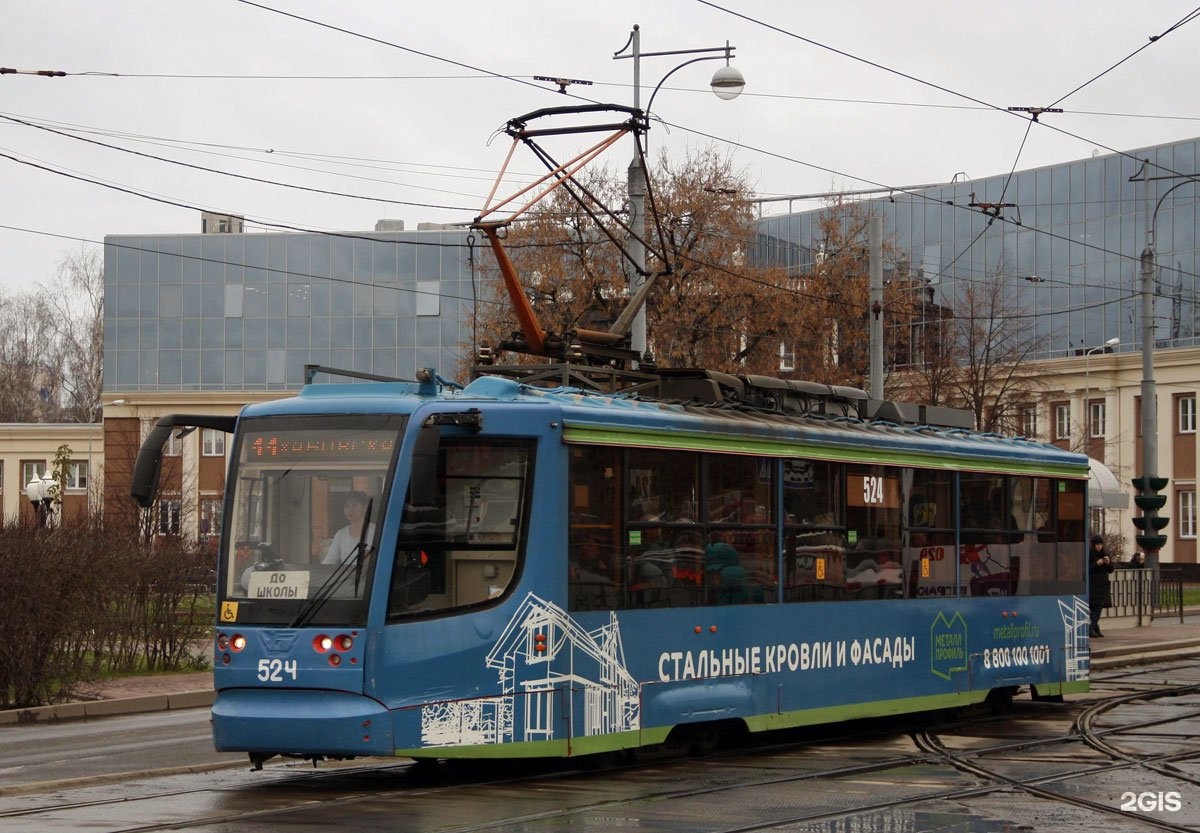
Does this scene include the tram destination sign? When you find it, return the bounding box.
[244,430,396,463]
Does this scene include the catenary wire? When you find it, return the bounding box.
[695,0,1200,187]
[4,5,1197,324]
[0,144,1182,327]
[1046,6,1200,108]
[0,110,540,184]
[0,114,478,212]
[15,0,1188,286]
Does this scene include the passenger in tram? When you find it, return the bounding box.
[570,537,618,609]
[705,530,765,605]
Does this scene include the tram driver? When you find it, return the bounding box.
[323,490,377,565]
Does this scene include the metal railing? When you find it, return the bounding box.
[1104,567,1184,625]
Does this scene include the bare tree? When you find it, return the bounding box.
[42,249,104,423]
[884,273,962,406]
[0,290,64,422]
[944,271,1046,432]
[465,147,793,377]
[0,248,103,424]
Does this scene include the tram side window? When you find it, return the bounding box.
[388,439,532,620]
[783,459,847,602]
[705,455,776,605]
[961,472,1020,597]
[625,449,703,609]
[906,469,956,599]
[844,464,903,600]
[568,445,623,612]
[1020,477,1060,595]
[1054,479,1087,594]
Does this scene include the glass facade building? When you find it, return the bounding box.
[754,137,1200,360]
[103,228,476,392]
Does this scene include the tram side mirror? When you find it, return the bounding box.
[131,423,173,508]
[132,414,237,508]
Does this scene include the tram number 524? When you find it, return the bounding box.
[848,474,896,509]
[257,659,299,682]
[862,475,885,505]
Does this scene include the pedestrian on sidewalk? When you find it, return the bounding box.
[1089,534,1114,637]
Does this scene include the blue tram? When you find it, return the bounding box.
[134,369,1091,765]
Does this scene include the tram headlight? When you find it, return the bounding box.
[217,634,229,650]
[336,634,354,651]
[230,634,247,652]
[329,654,342,667]
[313,635,333,653]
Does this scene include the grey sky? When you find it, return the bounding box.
[2,1,1198,292]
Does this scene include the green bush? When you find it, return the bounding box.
[0,518,214,709]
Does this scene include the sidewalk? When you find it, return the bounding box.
[3,616,1199,725]
[1087,610,1200,669]
[0,671,213,725]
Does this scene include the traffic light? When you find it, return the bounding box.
[1132,475,1169,551]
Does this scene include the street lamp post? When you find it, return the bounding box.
[1082,336,1120,448]
[613,25,745,364]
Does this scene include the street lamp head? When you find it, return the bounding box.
[710,64,745,100]
[1104,336,1120,347]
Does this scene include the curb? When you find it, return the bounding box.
[1090,637,1200,671]
[0,689,214,726]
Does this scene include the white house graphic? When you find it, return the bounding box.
[421,594,640,747]
[1058,596,1090,682]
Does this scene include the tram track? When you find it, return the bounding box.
[7,677,1200,832]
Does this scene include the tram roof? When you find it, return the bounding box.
[242,374,1087,478]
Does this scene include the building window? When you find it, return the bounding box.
[202,429,226,457]
[200,497,223,538]
[164,431,182,457]
[158,499,182,536]
[1180,491,1197,539]
[1089,401,1106,438]
[66,462,88,491]
[416,280,440,316]
[1054,404,1071,440]
[21,461,46,488]
[1021,406,1038,438]
[1181,395,1197,434]
[779,342,795,372]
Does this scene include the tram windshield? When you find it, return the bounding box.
[221,415,404,623]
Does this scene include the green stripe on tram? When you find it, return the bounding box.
[562,425,1085,478]
[393,684,1091,759]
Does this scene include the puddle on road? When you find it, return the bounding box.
[790,807,1032,832]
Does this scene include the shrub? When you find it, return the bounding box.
[0,518,213,708]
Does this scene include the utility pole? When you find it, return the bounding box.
[627,26,647,362]
[868,216,883,399]
[1136,159,1164,568]
[628,153,647,360]
[614,25,744,367]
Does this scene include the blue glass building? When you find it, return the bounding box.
[103,227,476,392]
[754,137,1200,359]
